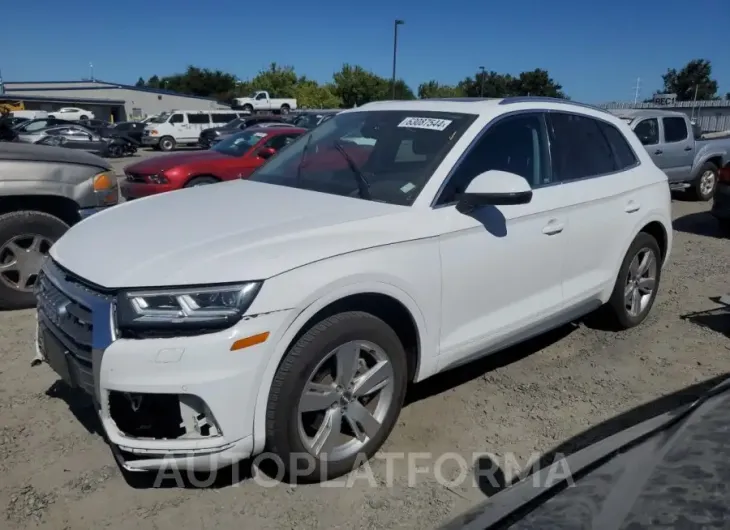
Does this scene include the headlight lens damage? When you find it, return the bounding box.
[116,282,261,334]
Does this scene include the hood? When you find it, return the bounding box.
[50,180,417,288]
[202,126,234,136]
[124,150,226,173]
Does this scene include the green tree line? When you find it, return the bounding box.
[135,59,726,109]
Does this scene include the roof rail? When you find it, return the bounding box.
[499,96,610,114]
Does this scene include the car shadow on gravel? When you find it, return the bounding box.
[472,372,730,498]
[673,211,728,239]
[681,297,730,339]
[405,323,578,405]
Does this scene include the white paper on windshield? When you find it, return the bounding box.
[397,117,452,131]
[400,182,416,193]
[253,132,267,138]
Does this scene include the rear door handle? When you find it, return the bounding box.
[684,146,693,151]
[542,219,564,235]
[625,201,641,213]
[654,149,663,155]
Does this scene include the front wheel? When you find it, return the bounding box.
[0,211,69,310]
[184,176,218,187]
[243,104,253,114]
[265,311,408,482]
[159,136,175,152]
[280,105,290,115]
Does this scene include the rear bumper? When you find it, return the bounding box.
[121,180,177,199]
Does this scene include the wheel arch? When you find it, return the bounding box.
[184,174,221,187]
[251,280,430,454]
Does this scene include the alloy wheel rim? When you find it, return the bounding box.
[297,340,395,461]
[700,170,715,197]
[0,234,54,292]
[624,247,658,317]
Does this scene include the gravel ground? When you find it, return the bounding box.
[2,168,730,529]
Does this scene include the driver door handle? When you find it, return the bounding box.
[684,146,693,151]
[625,201,641,213]
[654,149,663,155]
[542,219,564,235]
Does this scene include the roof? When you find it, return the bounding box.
[602,100,730,110]
[349,96,612,117]
[607,108,687,119]
[4,80,223,103]
[0,94,125,105]
[0,140,111,169]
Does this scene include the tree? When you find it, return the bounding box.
[135,77,146,87]
[726,92,730,100]
[661,59,718,101]
[511,69,565,98]
[417,81,464,98]
[391,79,416,100]
[249,63,298,98]
[294,79,342,109]
[331,64,389,108]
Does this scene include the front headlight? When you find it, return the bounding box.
[116,282,262,336]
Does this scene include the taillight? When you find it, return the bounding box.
[719,167,730,183]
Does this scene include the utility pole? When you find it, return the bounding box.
[391,19,404,99]
[632,77,641,105]
[89,62,95,82]
[479,66,486,97]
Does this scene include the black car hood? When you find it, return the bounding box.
[201,126,237,136]
[442,378,730,530]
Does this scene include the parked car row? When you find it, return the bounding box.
[33,97,678,484]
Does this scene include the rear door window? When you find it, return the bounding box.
[548,113,617,181]
[662,117,688,143]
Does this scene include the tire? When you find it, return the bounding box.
[243,104,254,114]
[597,232,662,330]
[184,176,219,187]
[0,211,69,310]
[80,115,88,120]
[159,136,175,152]
[689,161,718,201]
[265,311,408,483]
[280,104,290,115]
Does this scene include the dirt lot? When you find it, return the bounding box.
[2,172,730,529]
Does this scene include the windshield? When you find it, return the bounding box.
[293,114,328,129]
[223,118,245,129]
[149,113,170,124]
[248,110,477,206]
[212,130,268,156]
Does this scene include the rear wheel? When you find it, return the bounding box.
[690,162,718,201]
[265,311,408,482]
[596,232,661,330]
[80,115,89,120]
[159,136,175,152]
[0,211,69,310]
[280,104,290,115]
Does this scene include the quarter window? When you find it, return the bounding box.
[633,119,659,146]
[549,113,616,181]
[437,113,549,205]
[662,117,688,142]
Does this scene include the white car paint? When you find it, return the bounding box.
[142,110,245,149]
[39,97,673,474]
[47,107,95,121]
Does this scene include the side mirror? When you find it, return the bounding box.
[257,147,276,159]
[458,170,533,210]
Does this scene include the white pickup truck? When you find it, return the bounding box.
[233,91,297,115]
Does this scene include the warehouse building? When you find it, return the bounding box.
[601,96,730,132]
[0,80,229,122]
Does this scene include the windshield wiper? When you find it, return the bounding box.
[295,133,313,187]
[333,141,371,200]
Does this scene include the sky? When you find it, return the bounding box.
[2,0,729,104]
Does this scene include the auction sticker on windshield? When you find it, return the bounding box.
[398,117,453,131]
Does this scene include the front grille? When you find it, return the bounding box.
[36,260,114,397]
[125,172,146,183]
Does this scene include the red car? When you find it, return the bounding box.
[121,126,306,199]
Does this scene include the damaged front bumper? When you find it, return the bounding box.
[34,259,290,472]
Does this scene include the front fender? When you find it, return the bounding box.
[248,240,442,454]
